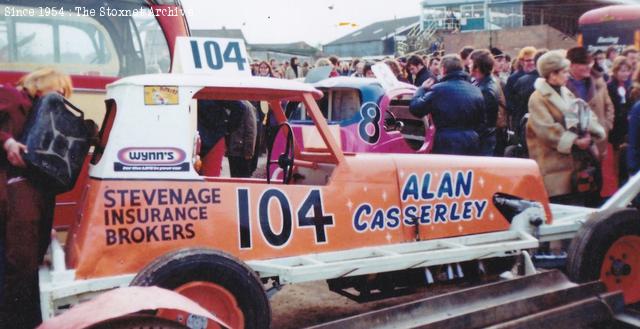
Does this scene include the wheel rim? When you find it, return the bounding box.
[600,235,640,304]
[157,281,244,329]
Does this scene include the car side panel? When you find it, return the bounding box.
[67,156,408,279]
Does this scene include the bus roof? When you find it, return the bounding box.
[579,5,640,25]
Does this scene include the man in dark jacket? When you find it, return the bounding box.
[505,46,537,128]
[407,55,435,87]
[410,54,485,155]
[469,49,500,156]
[510,49,547,144]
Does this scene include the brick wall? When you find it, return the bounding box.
[442,25,578,57]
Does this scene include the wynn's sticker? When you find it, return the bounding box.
[144,86,179,105]
[114,147,189,172]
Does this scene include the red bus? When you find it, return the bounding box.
[578,5,640,52]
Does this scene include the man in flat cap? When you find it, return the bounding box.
[565,47,614,159]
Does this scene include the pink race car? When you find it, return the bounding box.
[269,77,435,174]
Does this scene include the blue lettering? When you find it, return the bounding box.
[437,173,454,199]
[450,203,461,222]
[456,171,473,197]
[419,204,432,224]
[129,152,142,160]
[434,204,448,223]
[421,173,436,200]
[403,206,418,226]
[462,201,474,220]
[371,210,385,231]
[474,200,488,219]
[353,204,371,232]
[190,40,202,68]
[386,207,400,229]
[402,174,420,201]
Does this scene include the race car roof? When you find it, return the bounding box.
[108,74,323,101]
[313,76,415,92]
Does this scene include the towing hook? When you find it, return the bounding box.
[529,217,544,227]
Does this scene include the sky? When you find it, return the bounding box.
[181,0,423,47]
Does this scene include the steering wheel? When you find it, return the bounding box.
[266,123,295,184]
[383,110,404,132]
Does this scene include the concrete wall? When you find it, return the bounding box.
[442,25,577,57]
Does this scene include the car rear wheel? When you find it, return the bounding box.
[566,208,640,304]
[131,249,271,329]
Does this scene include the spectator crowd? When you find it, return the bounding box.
[252,44,640,207]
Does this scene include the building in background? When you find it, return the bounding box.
[420,0,623,36]
[322,16,420,58]
[250,42,319,63]
[192,29,319,63]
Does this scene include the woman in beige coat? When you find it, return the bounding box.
[526,50,606,205]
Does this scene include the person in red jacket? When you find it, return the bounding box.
[0,68,73,329]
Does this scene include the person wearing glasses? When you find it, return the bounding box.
[505,47,537,129]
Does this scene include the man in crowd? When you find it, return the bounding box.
[622,46,639,73]
[459,46,475,73]
[328,56,341,77]
[428,57,441,79]
[490,47,508,88]
[469,49,500,156]
[406,55,435,87]
[565,47,614,206]
[566,47,614,156]
[510,49,548,141]
[505,46,537,128]
[409,54,485,155]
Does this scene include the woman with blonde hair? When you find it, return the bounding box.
[606,56,633,187]
[0,67,73,328]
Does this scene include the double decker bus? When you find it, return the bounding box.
[578,5,640,52]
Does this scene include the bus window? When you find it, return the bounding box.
[0,4,171,77]
[131,12,171,74]
[15,22,55,64]
[0,5,119,76]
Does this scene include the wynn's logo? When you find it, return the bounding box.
[117,147,186,165]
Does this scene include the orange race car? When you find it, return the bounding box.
[38,37,640,329]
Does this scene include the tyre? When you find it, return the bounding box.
[131,249,271,329]
[566,208,640,304]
